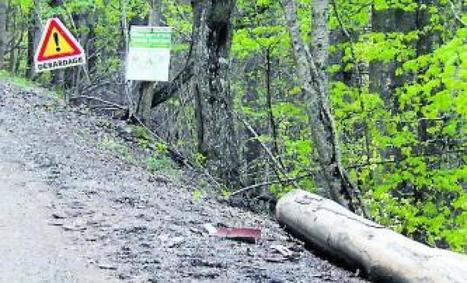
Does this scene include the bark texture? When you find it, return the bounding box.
[276,189,467,283]
[281,0,365,214]
[137,0,162,122]
[0,0,6,69]
[26,0,41,78]
[191,0,240,185]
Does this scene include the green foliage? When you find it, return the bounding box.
[131,125,152,148]
[146,153,173,172]
[328,4,467,252]
[371,27,467,252]
[233,0,467,253]
[0,70,34,89]
[194,152,206,167]
[146,142,176,172]
[233,0,290,59]
[101,136,130,158]
[373,0,418,11]
[192,189,203,202]
[146,151,181,181]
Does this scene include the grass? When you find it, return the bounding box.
[0,70,35,89]
[192,189,203,202]
[101,135,131,159]
[131,125,152,142]
[146,153,181,180]
[132,126,181,180]
[101,134,181,180]
[147,153,172,171]
[0,70,63,102]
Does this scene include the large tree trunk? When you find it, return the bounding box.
[276,189,467,283]
[281,0,365,214]
[191,0,240,186]
[0,0,6,69]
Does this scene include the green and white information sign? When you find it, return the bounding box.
[126,26,171,81]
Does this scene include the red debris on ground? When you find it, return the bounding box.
[214,227,261,243]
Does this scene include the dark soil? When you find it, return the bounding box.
[0,80,368,282]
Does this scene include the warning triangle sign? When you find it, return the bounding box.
[34,18,86,72]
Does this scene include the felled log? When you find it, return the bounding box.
[276,190,467,283]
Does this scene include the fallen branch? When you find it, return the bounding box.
[229,172,315,198]
[69,96,127,110]
[130,115,224,188]
[448,0,466,27]
[276,190,467,283]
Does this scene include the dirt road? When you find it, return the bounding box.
[0,161,112,282]
[0,80,366,282]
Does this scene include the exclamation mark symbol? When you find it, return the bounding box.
[53,32,61,52]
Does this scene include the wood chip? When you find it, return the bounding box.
[271,245,294,257]
[203,223,217,235]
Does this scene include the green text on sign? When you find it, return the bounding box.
[130,31,171,49]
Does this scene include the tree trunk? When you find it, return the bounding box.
[281,0,365,214]
[26,0,41,78]
[276,190,467,283]
[191,0,240,186]
[265,48,279,157]
[0,0,6,69]
[49,0,65,87]
[137,0,162,122]
[415,0,439,144]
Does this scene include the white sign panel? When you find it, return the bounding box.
[126,26,171,81]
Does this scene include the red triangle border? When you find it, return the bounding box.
[37,18,82,62]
